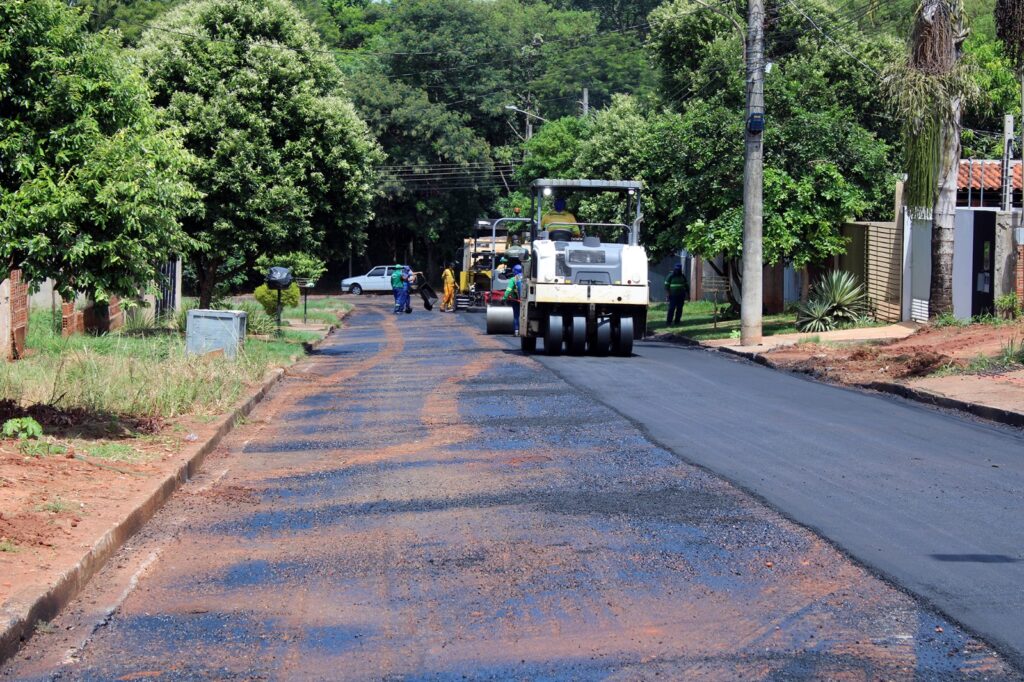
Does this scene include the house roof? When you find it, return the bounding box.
[958,160,1022,191]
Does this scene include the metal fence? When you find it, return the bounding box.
[864,223,903,323]
[155,259,179,320]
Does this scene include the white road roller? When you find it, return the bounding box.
[518,179,649,356]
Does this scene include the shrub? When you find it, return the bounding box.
[2,417,43,441]
[174,299,199,334]
[796,298,834,334]
[254,284,301,317]
[995,293,1021,320]
[234,302,277,335]
[796,271,870,333]
[932,311,965,328]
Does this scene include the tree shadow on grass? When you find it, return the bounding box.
[0,400,159,440]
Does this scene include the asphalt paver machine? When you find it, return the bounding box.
[518,179,649,356]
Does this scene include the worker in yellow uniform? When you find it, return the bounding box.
[441,262,457,312]
[541,197,580,238]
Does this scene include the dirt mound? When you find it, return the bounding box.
[766,321,1023,385]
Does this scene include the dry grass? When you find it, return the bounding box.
[0,309,314,419]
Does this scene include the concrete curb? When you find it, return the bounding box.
[859,381,1024,429]
[0,319,344,664]
[649,334,1024,430]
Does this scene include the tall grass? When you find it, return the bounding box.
[0,308,306,418]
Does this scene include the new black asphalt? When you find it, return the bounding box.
[473,316,1024,668]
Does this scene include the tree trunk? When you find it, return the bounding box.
[929,97,962,317]
[197,257,220,309]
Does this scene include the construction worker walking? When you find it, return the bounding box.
[664,262,689,326]
[399,266,414,314]
[391,266,404,314]
[441,263,456,312]
[502,264,524,336]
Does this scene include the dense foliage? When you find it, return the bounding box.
[8,0,1021,296]
[0,0,198,302]
[135,0,381,306]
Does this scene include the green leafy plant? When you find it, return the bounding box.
[796,271,870,333]
[995,293,1021,320]
[998,337,1024,366]
[0,540,17,553]
[234,302,277,336]
[174,299,199,334]
[932,311,965,328]
[255,252,327,282]
[2,417,43,441]
[19,439,67,458]
[796,298,834,334]
[254,284,301,317]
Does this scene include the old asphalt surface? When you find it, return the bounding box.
[3,297,1022,680]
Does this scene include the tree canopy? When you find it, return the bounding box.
[135,0,381,306]
[0,0,198,302]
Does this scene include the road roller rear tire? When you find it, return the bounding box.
[592,317,612,356]
[613,316,634,357]
[544,314,564,356]
[568,316,586,355]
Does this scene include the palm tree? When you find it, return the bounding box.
[884,0,973,316]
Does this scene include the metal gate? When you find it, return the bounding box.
[155,259,179,320]
[864,223,903,323]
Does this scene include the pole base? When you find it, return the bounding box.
[739,324,762,347]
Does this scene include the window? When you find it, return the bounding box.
[367,267,385,277]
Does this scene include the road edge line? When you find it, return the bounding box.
[0,321,341,664]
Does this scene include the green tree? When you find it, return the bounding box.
[136,0,382,308]
[883,0,974,316]
[641,0,896,291]
[349,74,497,274]
[0,0,198,303]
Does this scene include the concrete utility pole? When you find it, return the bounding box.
[741,0,765,346]
[1004,114,1015,213]
[582,88,589,116]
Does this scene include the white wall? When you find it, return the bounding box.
[952,210,975,320]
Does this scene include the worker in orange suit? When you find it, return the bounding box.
[441,262,457,312]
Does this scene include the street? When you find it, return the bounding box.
[3,298,1021,680]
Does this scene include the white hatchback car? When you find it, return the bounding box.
[341,265,407,295]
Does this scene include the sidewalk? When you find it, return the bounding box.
[702,321,921,352]
[694,321,1024,429]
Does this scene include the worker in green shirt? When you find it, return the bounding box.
[665,262,689,325]
[502,264,524,336]
[391,266,404,314]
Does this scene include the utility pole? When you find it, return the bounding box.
[526,121,533,140]
[741,0,765,346]
[582,88,589,116]
[1003,114,1015,212]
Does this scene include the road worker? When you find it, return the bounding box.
[398,266,414,315]
[541,197,580,238]
[391,265,404,314]
[441,262,457,312]
[502,264,525,336]
[664,262,689,326]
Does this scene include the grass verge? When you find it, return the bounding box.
[0,307,322,420]
[647,301,798,341]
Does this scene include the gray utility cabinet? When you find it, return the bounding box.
[185,309,247,359]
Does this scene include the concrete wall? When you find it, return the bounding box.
[995,211,1018,300]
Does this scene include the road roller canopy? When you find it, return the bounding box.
[529,179,643,193]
